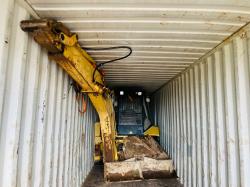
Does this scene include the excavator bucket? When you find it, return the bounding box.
[105,158,175,181]
[104,136,175,181]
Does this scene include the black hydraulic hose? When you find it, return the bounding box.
[82,46,132,83]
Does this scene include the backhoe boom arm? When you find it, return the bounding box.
[20,19,117,162]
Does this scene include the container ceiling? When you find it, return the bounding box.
[26,0,250,92]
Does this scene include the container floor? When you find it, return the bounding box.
[82,164,183,187]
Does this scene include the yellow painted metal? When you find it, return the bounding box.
[95,122,102,145]
[94,155,101,162]
[60,32,117,162]
[95,123,101,138]
[94,122,103,162]
[59,33,77,46]
[95,137,102,145]
[144,126,160,136]
[20,19,117,162]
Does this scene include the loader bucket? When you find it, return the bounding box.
[104,157,175,181]
[104,136,175,181]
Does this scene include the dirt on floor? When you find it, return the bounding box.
[82,164,183,187]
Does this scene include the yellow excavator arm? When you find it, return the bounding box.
[20,19,117,162]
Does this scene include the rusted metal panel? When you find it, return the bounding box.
[154,23,250,187]
[0,1,97,187]
[105,158,175,182]
[84,164,182,187]
[118,136,169,161]
[106,135,174,182]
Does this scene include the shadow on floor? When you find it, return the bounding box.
[82,164,183,187]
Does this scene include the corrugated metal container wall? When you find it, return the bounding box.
[153,24,250,187]
[0,1,96,187]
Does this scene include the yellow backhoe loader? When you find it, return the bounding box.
[20,19,175,181]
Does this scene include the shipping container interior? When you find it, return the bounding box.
[1,0,250,187]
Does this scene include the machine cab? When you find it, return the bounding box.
[114,89,151,136]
